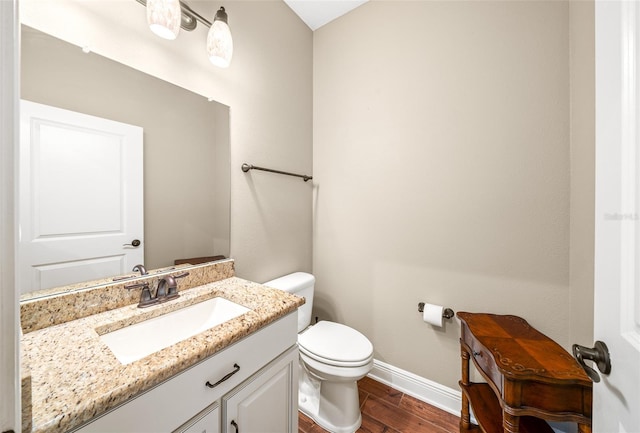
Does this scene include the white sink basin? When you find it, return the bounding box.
[99,297,250,364]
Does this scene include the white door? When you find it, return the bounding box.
[19,100,143,294]
[593,1,640,431]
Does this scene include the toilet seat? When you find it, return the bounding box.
[298,321,373,368]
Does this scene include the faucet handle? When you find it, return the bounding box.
[124,281,149,290]
[125,281,158,308]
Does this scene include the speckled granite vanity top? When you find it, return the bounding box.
[20,261,303,433]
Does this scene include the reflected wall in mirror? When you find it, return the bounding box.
[20,26,231,297]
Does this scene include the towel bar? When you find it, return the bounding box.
[241,163,312,182]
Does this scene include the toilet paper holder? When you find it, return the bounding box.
[418,302,454,319]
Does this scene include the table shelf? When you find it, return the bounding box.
[460,382,554,433]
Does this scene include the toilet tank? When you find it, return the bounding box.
[264,272,314,332]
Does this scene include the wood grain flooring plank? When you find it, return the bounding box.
[359,388,369,408]
[357,413,401,433]
[299,412,331,433]
[357,377,403,406]
[398,394,459,432]
[362,395,451,433]
[301,411,401,433]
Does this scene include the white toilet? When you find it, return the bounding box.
[265,272,374,433]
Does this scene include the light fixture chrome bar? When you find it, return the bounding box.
[241,163,313,182]
[134,0,211,31]
[179,2,212,28]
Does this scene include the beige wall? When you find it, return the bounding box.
[20,0,313,282]
[314,0,593,389]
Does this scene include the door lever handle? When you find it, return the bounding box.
[572,340,611,383]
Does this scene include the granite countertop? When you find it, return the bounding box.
[21,277,304,433]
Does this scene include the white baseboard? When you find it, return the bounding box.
[367,359,462,417]
[367,359,573,433]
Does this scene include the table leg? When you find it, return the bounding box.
[503,413,520,433]
[460,346,471,431]
[578,423,591,433]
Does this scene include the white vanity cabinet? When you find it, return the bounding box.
[74,313,298,433]
[222,347,297,433]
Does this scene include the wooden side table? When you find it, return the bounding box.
[457,312,592,433]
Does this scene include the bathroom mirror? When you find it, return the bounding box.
[19,26,231,298]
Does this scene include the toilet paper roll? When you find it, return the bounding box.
[422,303,444,327]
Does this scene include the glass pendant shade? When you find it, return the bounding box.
[207,7,233,68]
[147,0,181,40]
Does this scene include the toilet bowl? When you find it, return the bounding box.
[264,273,374,433]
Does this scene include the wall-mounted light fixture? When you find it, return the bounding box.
[135,0,233,68]
[207,7,233,68]
[146,0,181,40]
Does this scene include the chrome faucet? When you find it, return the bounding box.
[125,272,190,308]
[132,264,148,276]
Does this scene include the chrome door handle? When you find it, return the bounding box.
[572,340,611,382]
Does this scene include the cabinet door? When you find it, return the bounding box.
[174,403,220,433]
[222,347,298,433]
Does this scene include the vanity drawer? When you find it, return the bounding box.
[75,312,297,433]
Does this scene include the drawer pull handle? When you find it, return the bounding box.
[231,420,239,433]
[205,363,240,389]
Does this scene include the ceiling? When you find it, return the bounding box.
[283,0,369,31]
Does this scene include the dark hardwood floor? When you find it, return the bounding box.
[298,376,460,433]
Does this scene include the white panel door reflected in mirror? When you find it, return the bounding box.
[19,100,144,294]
